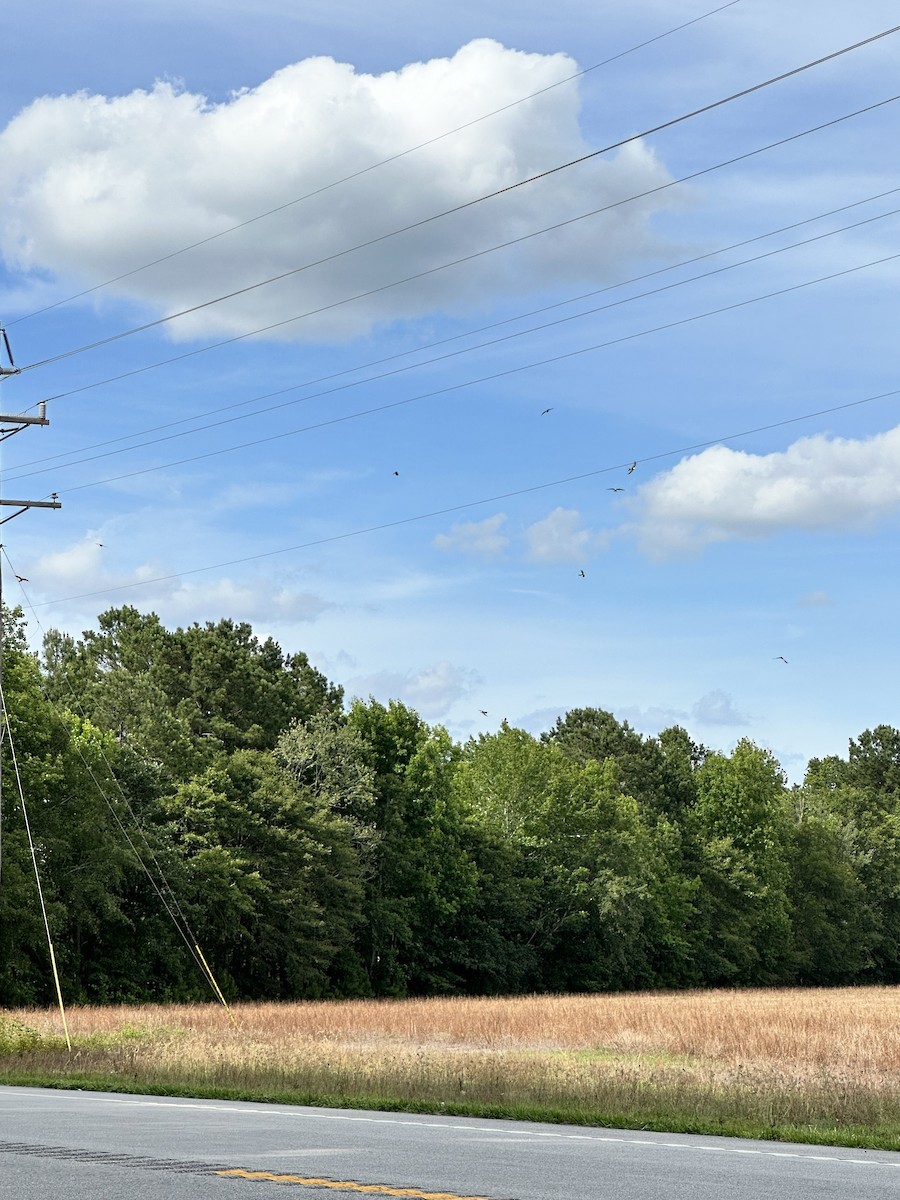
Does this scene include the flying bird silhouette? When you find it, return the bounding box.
[774,656,788,664]
[392,471,399,476]
[579,569,586,578]
[541,407,553,416]
[627,462,637,474]
[15,575,27,583]
[480,709,488,716]
[607,487,624,492]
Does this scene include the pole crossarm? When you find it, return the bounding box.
[0,413,49,426]
[0,498,62,509]
[0,403,50,441]
[0,497,62,526]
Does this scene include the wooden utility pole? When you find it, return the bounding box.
[0,325,61,841]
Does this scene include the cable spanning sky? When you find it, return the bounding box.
[0,0,898,780]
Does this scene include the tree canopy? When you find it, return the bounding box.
[0,604,896,1004]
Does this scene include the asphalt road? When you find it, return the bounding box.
[0,1086,898,1199]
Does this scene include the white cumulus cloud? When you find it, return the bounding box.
[525,506,608,563]
[433,513,508,556]
[691,689,749,727]
[0,40,675,340]
[30,536,330,626]
[630,425,900,558]
[347,660,482,718]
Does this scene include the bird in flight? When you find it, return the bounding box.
[627,462,637,474]
[579,569,586,578]
[392,470,399,477]
[541,407,553,416]
[774,656,788,664]
[480,709,488,716]
[15,575,27,583]
[607,487,624,492]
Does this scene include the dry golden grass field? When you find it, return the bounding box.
[2,987,899,1146]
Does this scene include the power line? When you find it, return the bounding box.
[28,384,900,609]
[6,2,743,328]
[9,199,900,487]
[16,170,900,480]
[20,92,900,428]
[18,22,900,376]
[37,249,900,496]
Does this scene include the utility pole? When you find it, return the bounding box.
[0,326,69,1042]
[0,323,61,845]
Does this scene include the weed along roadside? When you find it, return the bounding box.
[1,989,899,1150]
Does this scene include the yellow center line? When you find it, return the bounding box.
[216,1168,489,1199]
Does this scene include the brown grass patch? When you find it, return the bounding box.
[2,988,899,1140]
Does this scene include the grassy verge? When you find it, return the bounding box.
[1,989,898,1152]
[0,1062,896,1152]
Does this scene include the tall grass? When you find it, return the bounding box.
[2,988,898,1147]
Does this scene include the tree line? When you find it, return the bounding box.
[0,604,897,1006]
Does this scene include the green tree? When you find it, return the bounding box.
[456,723,694,991]
[786,786,876,984]
[0,613,146,1003]
[803,730,900,980]
[689,740,793,985]
[42,607,342,780]
[156,749,363,999]
[545,708,703,816]
[342,698,488,996]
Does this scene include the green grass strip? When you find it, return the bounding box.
[0,1067,897,1152]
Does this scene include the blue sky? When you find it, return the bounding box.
[0,1,898,780]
